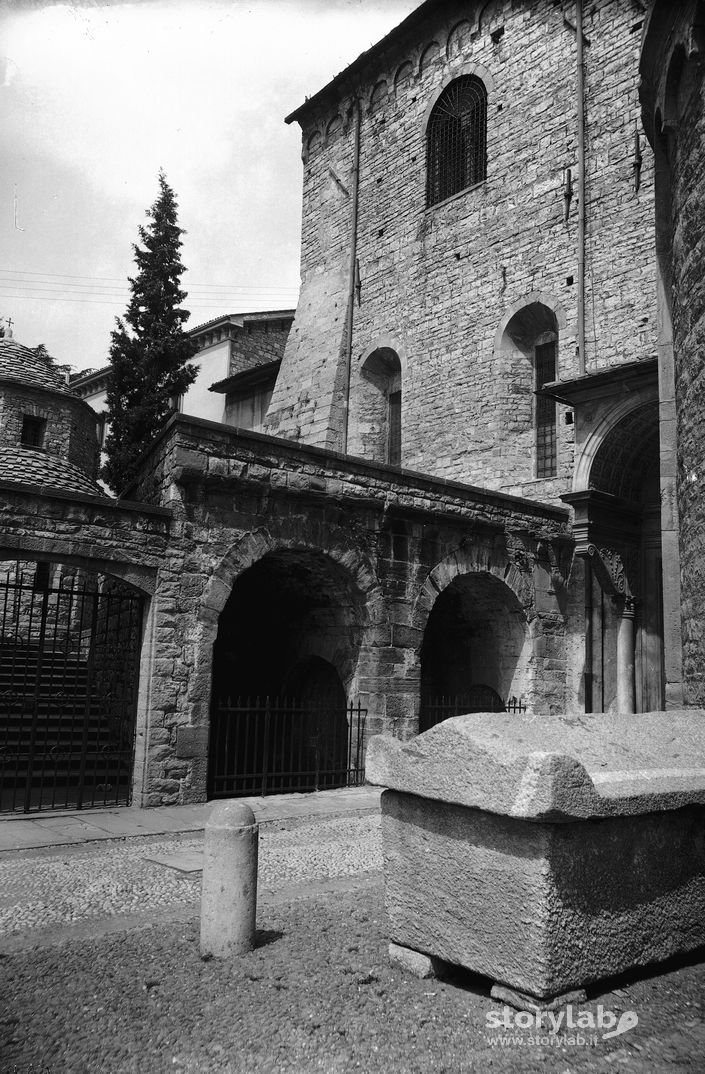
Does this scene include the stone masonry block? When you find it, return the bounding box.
[175,725,209,760]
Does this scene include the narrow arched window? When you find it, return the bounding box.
[388,389,402,467]
[535,337,557,478]
[427,76,487,207]
[360,347,402,466]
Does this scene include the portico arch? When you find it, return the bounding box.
[412,545,539,729]
[189,523,380,726]
[206,542,372,799]
[565,401,664,713]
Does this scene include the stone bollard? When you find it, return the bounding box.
[200,801,258,959]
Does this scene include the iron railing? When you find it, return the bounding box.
[0,562,143,813]
[208,696,367,799]
[420,688,526,731]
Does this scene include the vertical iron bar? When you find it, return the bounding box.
[223,695,231,796]
[261,697,270,797]
[76,590,100,810]
[241,697,250,796]
[23,575,50,813]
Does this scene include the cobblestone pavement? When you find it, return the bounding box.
[2,810,705,1072]
[0,814,382,950]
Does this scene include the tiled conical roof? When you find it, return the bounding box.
[0,447,108,498]
[0,337,71,394]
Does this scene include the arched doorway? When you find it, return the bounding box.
[583,403,664,712]
[419,572,530,731]
[208,550,366,797]
[0,559,144,813]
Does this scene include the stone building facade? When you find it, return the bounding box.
[264,0,674,716]
[2,0,694,812]
[72,310,295,470]
[0,336,101,480]
[640,0,705,705]
[125,414,569,804]
[266,0,657,488]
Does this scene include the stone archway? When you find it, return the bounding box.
[566,402,664,713]
[197,528,377,799]
[411,544,542,730]
[419,571,531,731]
[187,521,380,724]
[211,548,367,702]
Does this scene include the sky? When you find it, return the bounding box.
[0,0,418,371]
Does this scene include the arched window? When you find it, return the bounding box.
[427,76,487,207]
[359,347,402,466]
[500,302,560,480]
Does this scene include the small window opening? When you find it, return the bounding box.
[388,390,402,467]
[21,415,46,449]
[96,414,107,446]
[535,341,557,478]
[34,561,51,591]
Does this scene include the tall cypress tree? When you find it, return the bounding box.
[103,171,198,494]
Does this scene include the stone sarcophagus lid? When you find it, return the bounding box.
[366,711,705,1005]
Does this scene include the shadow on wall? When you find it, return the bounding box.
[419,570,531,731]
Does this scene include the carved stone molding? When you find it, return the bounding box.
[586,543,639,604]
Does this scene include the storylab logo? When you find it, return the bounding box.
[485,1004,639,1048]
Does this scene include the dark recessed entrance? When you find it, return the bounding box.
[208,550,366,797]
[419,572,529,731]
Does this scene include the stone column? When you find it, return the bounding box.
[616,598,636,714]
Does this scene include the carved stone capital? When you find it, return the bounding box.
[586,543,639,602]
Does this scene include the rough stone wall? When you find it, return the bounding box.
[130,417,571,805]
[0,382,99,479]
[640,0,705,706]
[266,0,657,508]
[229,322,291,377]
[0,485,170,587]
[672,69,705,704]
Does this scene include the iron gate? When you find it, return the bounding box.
[420,686,526,731]
[208,696,367,798]
[0,561,143,813]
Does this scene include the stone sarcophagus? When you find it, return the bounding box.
[366,711,705,1006]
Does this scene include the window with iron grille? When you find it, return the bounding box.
[535,340,557,478]
[427,76,487,207]
[388,390,401,467]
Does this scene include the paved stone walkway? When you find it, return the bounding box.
[0,785,382,852]
[0,788,383,953]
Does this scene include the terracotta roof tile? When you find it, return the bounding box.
[0,339,71,394]
[0,447,109,498]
